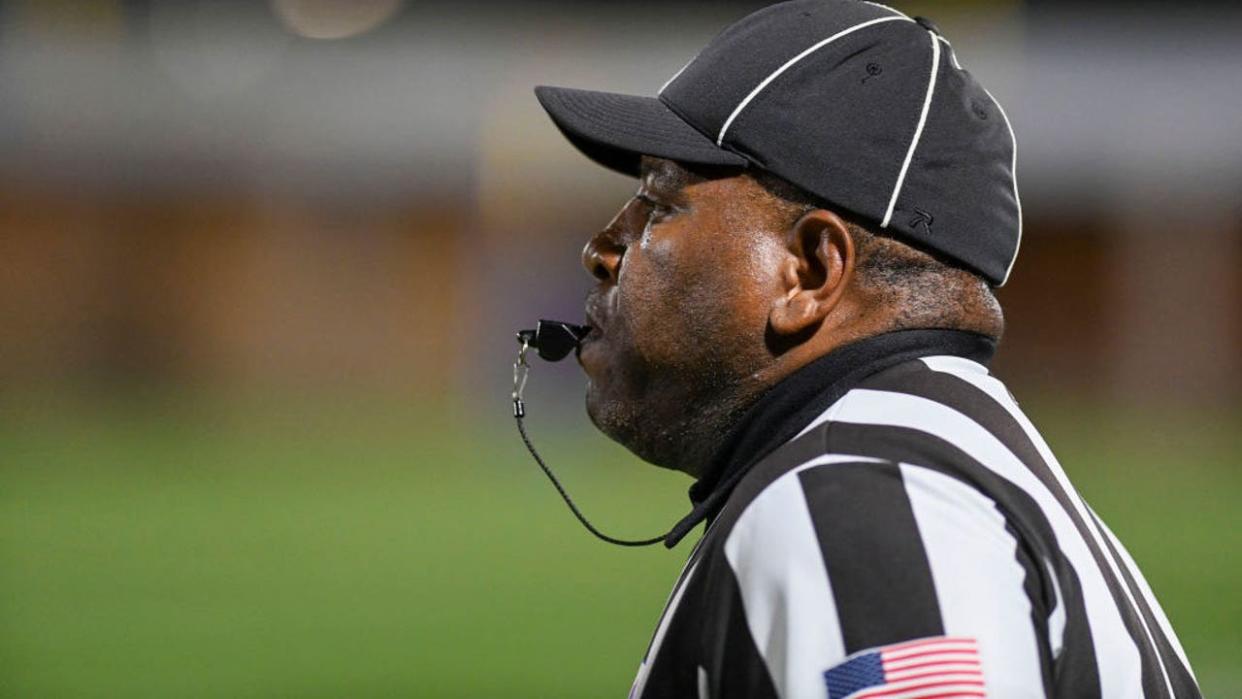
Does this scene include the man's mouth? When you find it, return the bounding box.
[582,301,608,339]
[576,323,601,357]
[583,303,605,331]
[579,293,613,367]
[576,309,606,367]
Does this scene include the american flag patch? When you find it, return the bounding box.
[823,636,985,699]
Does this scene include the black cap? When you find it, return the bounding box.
[535,0,1022,286]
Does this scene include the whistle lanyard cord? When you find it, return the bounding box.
[514,412,666,548]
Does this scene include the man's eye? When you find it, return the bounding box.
[638,194,673,221]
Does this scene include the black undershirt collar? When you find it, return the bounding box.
[662,328,997,549]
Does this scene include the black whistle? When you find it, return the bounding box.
[516,320,592,362]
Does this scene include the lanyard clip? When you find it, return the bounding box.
[512,336,531,418]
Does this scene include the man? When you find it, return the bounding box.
[532,1,1200,697]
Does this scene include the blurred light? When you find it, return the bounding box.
[271,0,404,40]
[149,2,290,99]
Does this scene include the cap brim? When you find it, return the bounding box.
[534,86,749,177]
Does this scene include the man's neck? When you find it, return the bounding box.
[664,327,875,478]
[660,327,999,548]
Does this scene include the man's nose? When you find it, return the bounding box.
[582,228,624,283]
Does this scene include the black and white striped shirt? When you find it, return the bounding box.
[630,329,1200,699]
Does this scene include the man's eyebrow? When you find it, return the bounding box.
[638,160,670,185]
[639,159,690,196]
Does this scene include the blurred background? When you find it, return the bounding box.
[1,0,1238,696]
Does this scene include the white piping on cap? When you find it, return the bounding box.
[715,15,912,146]
[936,34,963,70]
[881,29,941,229]
[981,85,1022,286]
[659,57,694,95]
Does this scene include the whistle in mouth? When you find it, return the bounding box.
[516,320,592,362]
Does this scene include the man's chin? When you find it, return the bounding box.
[582,381,609,433]
[583,386,630,443]
[583,389,683,471]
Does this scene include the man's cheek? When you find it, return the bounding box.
[620,286,682,366]
[619,243,703,362]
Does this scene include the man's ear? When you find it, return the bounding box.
[769,209,856,337]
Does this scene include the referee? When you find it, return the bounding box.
[532,1,1200,697]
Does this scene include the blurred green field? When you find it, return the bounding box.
[1,392,1238,698]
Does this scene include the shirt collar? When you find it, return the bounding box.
[661,328,997,548]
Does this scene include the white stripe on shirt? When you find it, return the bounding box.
[901,463,1046,697]
[724,454,885,698]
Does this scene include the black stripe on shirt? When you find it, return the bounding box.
[639,538,708,666]
[799,461,945,652]
[825,421,1102,697]
[1008,519,1056,697]
[638,562,707,699]
[638,550,781,699]
[708,560,781,699]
